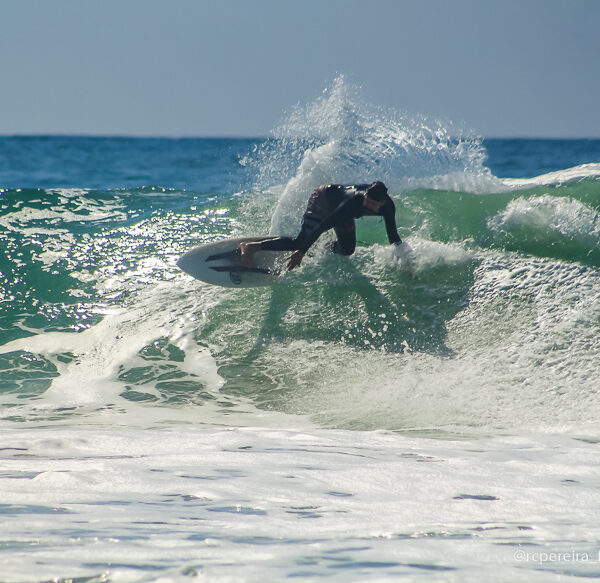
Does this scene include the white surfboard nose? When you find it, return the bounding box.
[177,236,282,287]
[176,248,203,277]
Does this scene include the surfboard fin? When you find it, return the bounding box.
[208,265,281,276]
[205,248,241,262]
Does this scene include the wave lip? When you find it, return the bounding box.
[503,163,600,188]
[489,194,600,242]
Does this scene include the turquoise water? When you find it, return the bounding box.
[2,80,600,581]
[2,137,599,425]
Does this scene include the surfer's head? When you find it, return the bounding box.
[363,181,388,212]
[366,181,388,202]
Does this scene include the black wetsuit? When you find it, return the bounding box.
[260,184,401,255]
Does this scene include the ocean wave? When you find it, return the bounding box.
[488,194,600,244]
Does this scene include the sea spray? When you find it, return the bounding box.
[243,75,502,236]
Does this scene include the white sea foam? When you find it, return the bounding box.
[1,425,598,582]
[0,273,308,428]
[488,194,600,244]
[369,237,474,274]
[0,195,127,233]
[244,242,600,437]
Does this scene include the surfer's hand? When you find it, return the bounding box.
[287,251,304,271]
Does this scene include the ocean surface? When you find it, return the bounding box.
[1,79,600,582]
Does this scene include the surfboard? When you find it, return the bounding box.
[177,236,285,287]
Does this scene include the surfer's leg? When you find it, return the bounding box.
[259,213,322,253]
[332,223,356,256]
[239,238,298,265]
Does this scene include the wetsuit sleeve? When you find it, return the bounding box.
[383,200,402,245]
[298,196,361,254]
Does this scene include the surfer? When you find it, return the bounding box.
[239,181,402,270]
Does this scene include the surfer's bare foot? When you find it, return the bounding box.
[238,241,259,265]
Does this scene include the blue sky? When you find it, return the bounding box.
[1,0,598,137]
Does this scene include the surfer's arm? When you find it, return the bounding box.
[382,201,402,245]
[287,250,304,270]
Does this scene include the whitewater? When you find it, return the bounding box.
[1,78,600,582]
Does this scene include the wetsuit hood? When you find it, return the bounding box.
[365,181,388,202]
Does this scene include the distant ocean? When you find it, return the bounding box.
[2,78,600,582]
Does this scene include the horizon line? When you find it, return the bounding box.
[1,133,600,141]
